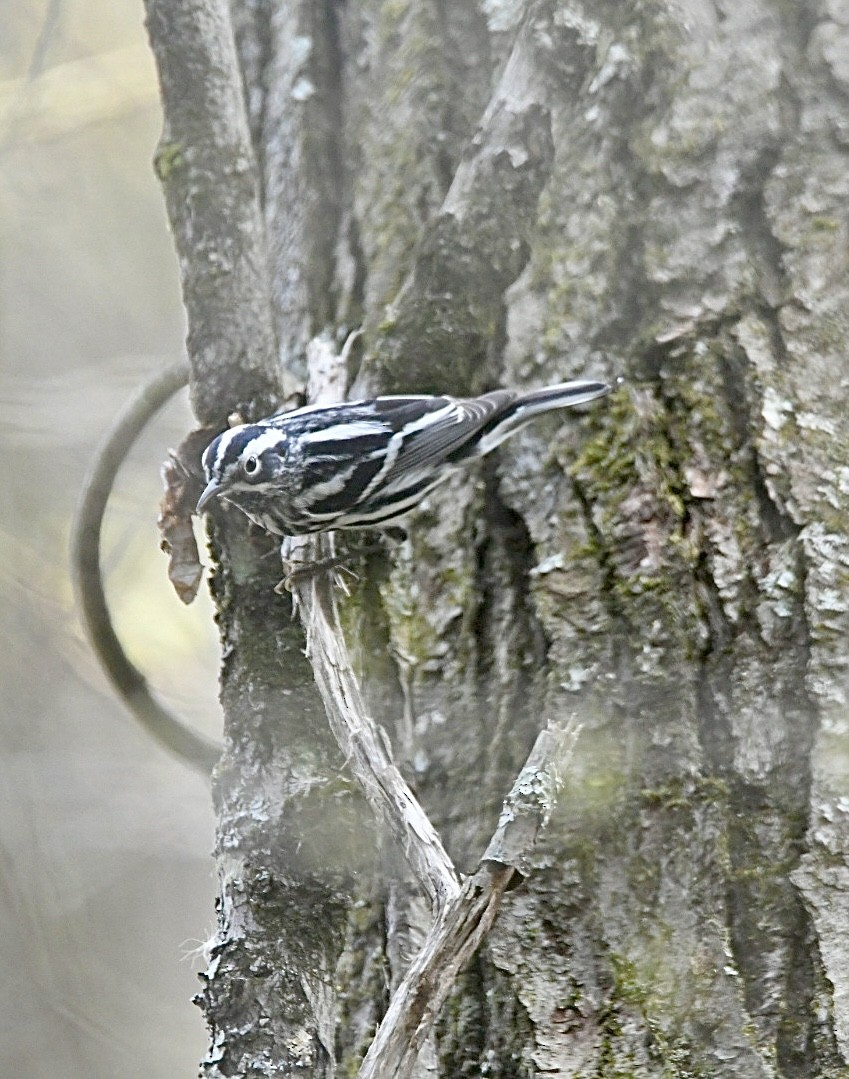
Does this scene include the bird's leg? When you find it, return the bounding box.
[275,533,358,594]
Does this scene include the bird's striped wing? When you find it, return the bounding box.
[360,392,514,495]
[291,394,514,527]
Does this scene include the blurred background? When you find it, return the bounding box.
[2,2,222,1074]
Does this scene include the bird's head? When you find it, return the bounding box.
[196,425,288,515]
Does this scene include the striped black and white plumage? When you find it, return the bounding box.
[196,380,609,536]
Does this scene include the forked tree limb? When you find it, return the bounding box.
[358,717,578,1079]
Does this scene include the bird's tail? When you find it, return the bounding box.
[476,379,610,455]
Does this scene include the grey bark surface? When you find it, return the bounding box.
[146,0,849,1075]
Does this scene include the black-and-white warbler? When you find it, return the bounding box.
[196,380,609,536]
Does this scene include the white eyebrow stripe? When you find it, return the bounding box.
[212,427,246,467]
[300,422,385,443]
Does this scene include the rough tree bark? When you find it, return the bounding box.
[144,0,849,1075]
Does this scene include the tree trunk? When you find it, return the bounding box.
[145,0,849,1075]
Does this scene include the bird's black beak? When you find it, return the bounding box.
[196,479,222,514]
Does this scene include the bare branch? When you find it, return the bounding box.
[291,550,462,913]
[482,720,580,874]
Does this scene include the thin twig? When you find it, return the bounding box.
[71,361,220,776]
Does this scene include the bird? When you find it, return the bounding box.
[196,379,610,537]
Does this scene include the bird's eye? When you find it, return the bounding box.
[243,455,260,477]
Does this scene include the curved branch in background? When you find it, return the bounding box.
[71,361,220,776]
